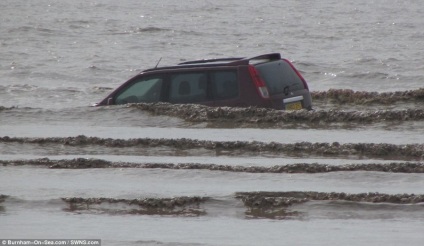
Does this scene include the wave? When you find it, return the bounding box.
[1,136,423,159]
[236,192,424,219]
[1,158,423,173]
[0,195,208,217]
[344,71,392,80]
[62,196,207,216]
[109,26,171,35]
[236,191,424,207]
[0,106,17,111]
[1,87,423,124]
[0,84,111,94]
[3,192,422,207]
[0,194,8,203]
[129,103,424,123]
[7,26,56,35]
[2,192,423,219]
[311,88,424,104]
[0,103,424,124]
[135,27,171,33]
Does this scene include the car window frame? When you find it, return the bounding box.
[163,67,239,103]
[111,66,240,105]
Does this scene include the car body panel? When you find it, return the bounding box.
[96,53,312,110]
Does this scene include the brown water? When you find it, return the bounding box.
[1,0,424,245]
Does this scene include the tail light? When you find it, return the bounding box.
[282,59,309,90]
[248,65,269,98]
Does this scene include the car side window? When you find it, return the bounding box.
[115,76,163,104]
[169,72,207,103]
[211,70,238,100]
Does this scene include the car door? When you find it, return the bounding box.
[167,71,214,106]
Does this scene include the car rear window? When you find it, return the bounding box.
[255,60,305,95]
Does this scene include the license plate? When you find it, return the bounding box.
[285,101,303,110]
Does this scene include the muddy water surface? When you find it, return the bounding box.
[1,0,424,245]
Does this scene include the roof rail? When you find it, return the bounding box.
[145,53,283,72]
[247,53,281,61]
[223,53,282,65]
[178,57,245,65]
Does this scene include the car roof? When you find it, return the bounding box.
[143,53,282,72]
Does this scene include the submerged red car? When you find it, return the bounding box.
[96,53,312,110]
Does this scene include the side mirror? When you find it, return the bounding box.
[107,97,113,105]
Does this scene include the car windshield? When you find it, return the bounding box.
[255,60,305,95]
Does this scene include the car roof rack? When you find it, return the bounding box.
[247,53,281,62]
[178,57,245,65]
[178,53,282,66]
[144,53,282,72]
[240,53,282,65]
